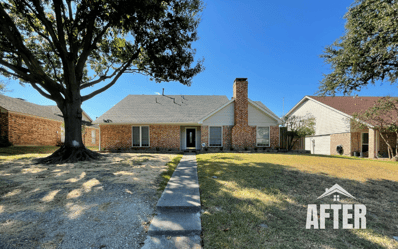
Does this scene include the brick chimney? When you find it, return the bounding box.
[231,78,255,149]
[233,78,249,126]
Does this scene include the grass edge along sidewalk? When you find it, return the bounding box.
[197,153,398,249]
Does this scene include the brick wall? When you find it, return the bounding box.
[8,112,62,146]
[100,124,180,150]
[232,78,255,149]
[270,125,280,148]
[82,127,99,147]
[100,124,132,149]
[201,125,208,148]
[223,125,233,149]
[330,133,351,156]
[0,110,8,138]
[232,125,256,149]
[150,125,180,150]
[233,79,249,126]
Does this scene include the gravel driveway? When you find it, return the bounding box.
[0,153,176,249]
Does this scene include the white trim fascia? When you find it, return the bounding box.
[284,96,310,118]
[198,99,234,124]
[248,99,282,124]
[208,126,223,147]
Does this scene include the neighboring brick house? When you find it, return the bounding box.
[0,95,99,147]
[93,78,282,151]
[285,96,395,158]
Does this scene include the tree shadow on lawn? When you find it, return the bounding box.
[0,154,171,248]
[197,157,398,249]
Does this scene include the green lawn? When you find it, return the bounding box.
[197,153,398,249]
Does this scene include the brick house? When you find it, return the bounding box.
[0,95,99,147]
[285,96,395,158]
[93,78,282,151]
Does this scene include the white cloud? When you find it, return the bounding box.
[155,92,161,95]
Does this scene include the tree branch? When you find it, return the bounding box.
[75,22,112,82]
[81,52,139,102]
[81,66,119,89]
[53,0,67,53]
[29,0,67,57]
[31,82,54,100]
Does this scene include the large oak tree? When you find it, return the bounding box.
[319,0,398,95]
[0,0,204,163]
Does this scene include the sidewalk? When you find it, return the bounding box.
[142,153,202,249]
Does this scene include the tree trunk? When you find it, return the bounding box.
[380,133,393,159]
[36,97,101,164]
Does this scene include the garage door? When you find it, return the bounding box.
[305,135,330,155]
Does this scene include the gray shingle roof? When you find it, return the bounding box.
[93,95,230,124]
[0,95,64,121]
[0,95,98,128]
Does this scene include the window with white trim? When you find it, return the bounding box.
[132,126,150,147]
[91,130,96,144]
[209,126,222,147]
[256,127,270,147]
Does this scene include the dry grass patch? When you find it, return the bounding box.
[197,153,398,249]
[0,151,178,247]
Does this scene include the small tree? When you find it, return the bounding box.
[351,97,398,159]
[283,114,316,151]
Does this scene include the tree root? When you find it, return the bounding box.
[35,146,102,164]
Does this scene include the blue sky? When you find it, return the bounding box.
[2,0,398,120]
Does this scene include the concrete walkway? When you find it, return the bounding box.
[142,153,202,249]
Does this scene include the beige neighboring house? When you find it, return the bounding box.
[285,96,395,158]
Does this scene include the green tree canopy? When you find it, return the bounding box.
[319,0,398,95]
[0,0,204,163]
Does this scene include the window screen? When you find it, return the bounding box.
[133,126,140,146]
[257,127,270,146]
[209,127,222,146]
[141,126,149,146]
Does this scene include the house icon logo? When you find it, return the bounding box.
[317,184,356,202]
[306,183,366,229]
